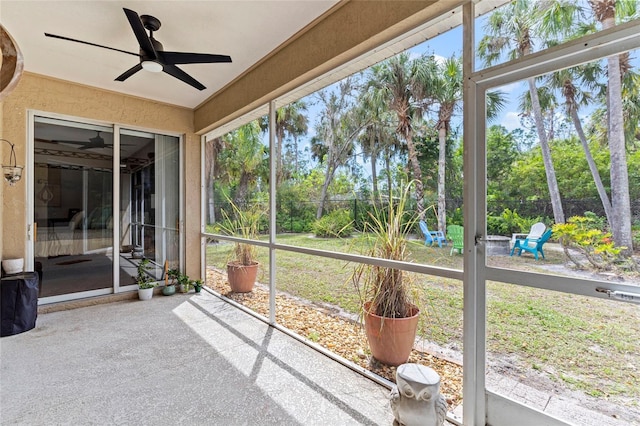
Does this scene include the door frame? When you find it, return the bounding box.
[26,110,184,304]
[462,6,640,425]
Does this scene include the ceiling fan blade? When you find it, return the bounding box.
[51,139,89,145]
[115,63,143,82]
[44,33,138,57]
[159,51,232,65]
[162,64,206,90]
[123,8,156,58]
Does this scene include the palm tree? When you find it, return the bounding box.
[431,56,462,234]
[545,64,614,227]
[220,121,267,206]
[275,101,309,184]
[426,55,505,233]
[479,0,566,224]
[368,52,436,219]
[204,136,227,224]
[359,73,401,199]
[260,101,309,184]
[589,0,635,253]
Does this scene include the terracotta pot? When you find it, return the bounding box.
[227,262,259,293]
[363,301,419,366]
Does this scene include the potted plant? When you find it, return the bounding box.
[351,183,420,366]
[163,268,179,296]
[217,199,263,293]
[135,258,157,301]
[192,279,203,294]
[178,272,191,293]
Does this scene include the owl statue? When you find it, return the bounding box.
[390,364,448,426]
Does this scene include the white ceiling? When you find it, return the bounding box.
[1,0,338,109]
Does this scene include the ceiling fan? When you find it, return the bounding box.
[49,131,126,150]
[44,8,232,90]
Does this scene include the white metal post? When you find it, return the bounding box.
[201,135,206,282]
[113,125,121,292]
[462,2,487,425]
[268,100,277,324]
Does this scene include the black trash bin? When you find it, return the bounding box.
[1,272,39,337]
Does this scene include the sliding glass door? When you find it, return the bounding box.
[33,117,114,299]
[119,129,180,287]
[30,115,181,303]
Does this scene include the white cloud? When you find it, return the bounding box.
[501,111,520,132]
[497,82,519,93]
[434,54,447,65]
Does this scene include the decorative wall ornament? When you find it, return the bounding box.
[2,139,23,186]
[0,25,24,102]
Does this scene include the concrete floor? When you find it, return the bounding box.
[1,291,394,425]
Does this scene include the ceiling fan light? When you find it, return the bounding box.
[141,60,163,73]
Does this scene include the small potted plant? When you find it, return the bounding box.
[351,182,421,366]
[178,272,191,293]
[217,199,263,293]
[192,279,203,294]
[135,258,157,301]
[163,268,180,296]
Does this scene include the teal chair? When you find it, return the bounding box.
[447,225,464,255]
[419,220,446,248]
[511,229,552,260]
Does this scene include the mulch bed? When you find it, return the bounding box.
[205,268,463,408]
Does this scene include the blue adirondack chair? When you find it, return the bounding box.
[511,229,552,260]
[419,220,446,248]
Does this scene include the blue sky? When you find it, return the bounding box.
[285,8,637,178]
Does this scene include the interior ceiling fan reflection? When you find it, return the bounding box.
[51,131,133,150]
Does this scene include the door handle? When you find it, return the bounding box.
[596,287,640,304]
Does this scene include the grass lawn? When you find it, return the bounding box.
[205,232,640,406]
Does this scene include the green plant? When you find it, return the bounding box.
[487,208,543,236]
[135,258,156,289]
[553,215,623,271]
[192,279,203,292]
[351,182,418,319]
[216,198,264,266]
[167,268,181,285]
[312,209,353,238]
[177,272,191,291]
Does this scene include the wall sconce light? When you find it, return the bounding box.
[1,139,24,186]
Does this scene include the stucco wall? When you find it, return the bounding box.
[1,73,201,278]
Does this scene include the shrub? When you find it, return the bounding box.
[487,208,543,236]
[553,215,623,271]
[312,209,353,238]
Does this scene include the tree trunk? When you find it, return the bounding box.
[437,125,447,234]
[606,53,633,253]
[405,128,425,220]
[234,172,250,207]
[293,135,299,176]
[204,140,216,224]
[569,108,613,226]
[316,164,335,219]
[527,77,565,224]
[371,149,379,198]
[276,130,284,185]
[590,0,633,253]
[385,146,393,201]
